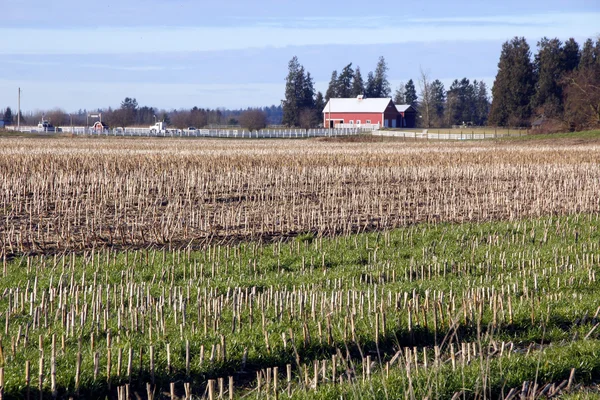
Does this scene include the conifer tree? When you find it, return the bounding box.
[488,37,536,126]
[562,38,581,72]
[372,56,391,97]
[531,38,566,117]
[404,79,418,108]
[337,63,354,98]
[282,56,317,127]
[579,38,597,69]
[474,80,490,126]
[325,71,339,101]
[430,80,446,125]
[365,72,376,98]
[351,67,365,97]
[3,107,13,125]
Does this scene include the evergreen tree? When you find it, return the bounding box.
[313,91,326,127]
[372,56,391,97]
[393,82,406,104]
[531,37,579,118]
[474,80,490,126]
[488,37,536,127]
[325,71,338,101]
[120,97,138,126]
[444,78,477,126]
[282,56,317,127]
[365,72,376,98]
[300,70,316,109]
[430,80,445,125]
[579,38,597,69]
[337,63,354,98]
[562,38,580,72]
[531,38,565,117]
[461,78,476,124]
[282,56,303,126]
[3,107,13,125]
[404,79,418,108]
[314,92,326,113]
[351,67,365,97]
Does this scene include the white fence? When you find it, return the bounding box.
[372,130,518,140]
[7,125,371,138]
[6,125,526,140]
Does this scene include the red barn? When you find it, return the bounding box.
[323,96,417,128]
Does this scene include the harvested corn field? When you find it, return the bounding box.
[1,137,600,256]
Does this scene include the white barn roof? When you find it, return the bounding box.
[395,104,415,112]
[323,97,394,114]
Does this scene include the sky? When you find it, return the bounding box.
[1,0,599,114]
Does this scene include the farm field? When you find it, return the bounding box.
[2,136,600,256]
[1,135,600,399]
[2,215,600,398]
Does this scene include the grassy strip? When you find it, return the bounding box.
[285,339,600,399]
[495,129,600,141]
[0,214,599,398]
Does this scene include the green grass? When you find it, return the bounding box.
[496,129,600,141]
[381,127,529,135]
[1,214,600,398]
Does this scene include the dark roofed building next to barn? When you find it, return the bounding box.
[323,96,416,129]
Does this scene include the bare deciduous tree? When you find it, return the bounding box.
[562,65,600,130]
[239,109,268,131]
[418,67,432,128]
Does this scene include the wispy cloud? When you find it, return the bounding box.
[1,12,598,55]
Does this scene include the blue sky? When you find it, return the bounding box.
[1,0,599,113]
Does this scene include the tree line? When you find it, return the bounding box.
[283,55,490,128]
[283,35,599,130]
[4,36,598,132]
[1,100,283,130]
[489,36,600,130]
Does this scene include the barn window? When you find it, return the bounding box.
[349,120,354,125]
[356,120,361,124]
[366,120,371,124]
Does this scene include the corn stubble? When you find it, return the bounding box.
[1,137,598,256]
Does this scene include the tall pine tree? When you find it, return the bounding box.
[488,37,536,126]
[351,67,365,97]
[531,37,566,117]
[337,63,354,98]
[562,38,581,72]
[325,71,339,101]
[282,56,317,127]
[430,80,445,126]
[404,80,418,108]
[3,107,13,125]
[372,56,391,97]
[473,80,490,126]
[579,38,597,69]
[365,72,376,98]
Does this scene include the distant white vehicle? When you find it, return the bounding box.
[37,119,55,132]
[150,121,168,134]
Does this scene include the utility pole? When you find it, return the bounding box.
[17,88,21,128]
